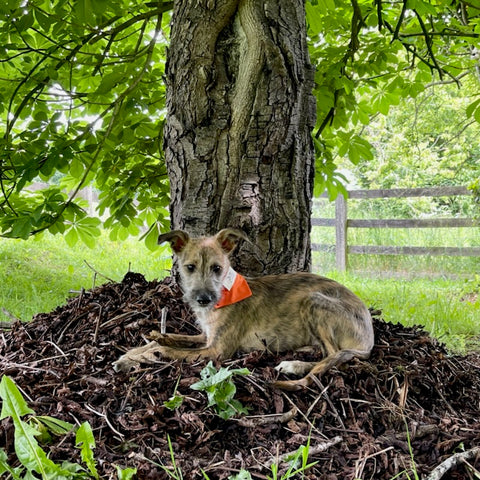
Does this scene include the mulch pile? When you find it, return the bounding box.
[1,272,479,479]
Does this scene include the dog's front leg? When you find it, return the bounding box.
[113,341,165,372]
[113,342,222,372]
[148,332,207,348]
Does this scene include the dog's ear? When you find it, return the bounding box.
[215,228,249,254]
[158,230,190,253]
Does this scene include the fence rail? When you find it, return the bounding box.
[312,186,479,271]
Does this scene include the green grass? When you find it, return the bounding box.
[327,272,480,353]
[0,232,479,353]
[0,232,171,323]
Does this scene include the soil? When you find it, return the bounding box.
[1,272,479,479]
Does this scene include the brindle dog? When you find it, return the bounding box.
[113,229,374,390]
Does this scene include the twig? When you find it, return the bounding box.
[305,389,327,419]
[160,307,167,334]
[0,361,61,378]
[73,287,85,314]
[462,459,480,477]
[44,340,69,358]
[236,407,297,428]
[355,446,395,479]
[83,260,115,284]
[310,377,346,430]
[413,10,445,81]
[282,392,320,435]
[84,403,124,439]
[424,447,480,480]
[93,304,102,343]
[100,311,138,329]
[1,307,21,323]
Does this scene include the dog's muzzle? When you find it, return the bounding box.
[195,292,216,307]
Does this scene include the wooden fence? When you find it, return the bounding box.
[312,186,480,271]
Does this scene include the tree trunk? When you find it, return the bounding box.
[164,0,316,276]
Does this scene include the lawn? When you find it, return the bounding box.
[0,233,171,324]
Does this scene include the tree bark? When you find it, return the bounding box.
[164,0,316,275]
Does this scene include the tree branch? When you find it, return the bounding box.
[413,10,444,80]
[345,0,366,60]
[424,447,480,480]
[392,0,408,40]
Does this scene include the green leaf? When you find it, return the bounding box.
[34,8,53,31]
[466,98,480,118]
[349,135,374,164]
[0,376,35,420]
[0,0,20,15]
[191,363,250,392]
[475,106,480,124]
[34,416,75,436]
[0,376,69,476]
[10,216,32,239]
[0,449,23,480]
[95,71,123,95]
[164,394,183,411]
[305,3,323,34]
[15,11,34,31]
[67,216,101,249]
[76,421,99,479]
[190,362,250,419]
[116,465,138,480]
[144,222,163,251]
[64,227,79,247]
[91,0,108,17]
[74,0,92,25]
[69,158,84,178]
[228,469,253,480]
[413,0,438,16]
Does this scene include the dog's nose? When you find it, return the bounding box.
[196,293,213,306]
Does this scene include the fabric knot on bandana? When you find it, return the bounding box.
[215,267,252,308]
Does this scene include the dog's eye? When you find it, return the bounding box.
[185,264,196,273]
[212,264,222,274]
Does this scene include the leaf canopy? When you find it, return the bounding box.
[0,0,478,241]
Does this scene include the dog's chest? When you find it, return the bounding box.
[193,309,217,339]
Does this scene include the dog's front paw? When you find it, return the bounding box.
[113,341,163,372]
[113,355,138,372]
[275,360,311,376]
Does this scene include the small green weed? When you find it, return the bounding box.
[228,437,318,480]
[161,437,317,480]
[190,362,250,419]
[0,375,136,480]
[388,421,420,480]
[161,435,184,480]
[163,377,184,411]
[228,472,253,480]
[268,436,318,480]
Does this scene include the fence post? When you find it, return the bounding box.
[335,194,347,271]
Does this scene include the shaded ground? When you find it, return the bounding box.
[1,272,479,479]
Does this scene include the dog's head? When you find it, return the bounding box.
[158,229,248,310]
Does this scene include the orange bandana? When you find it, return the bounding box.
[215,267,252,308]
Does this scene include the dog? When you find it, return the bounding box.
[113,229,374,390]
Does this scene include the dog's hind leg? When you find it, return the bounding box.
[273,291,374,391]
[273,348,371,391]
